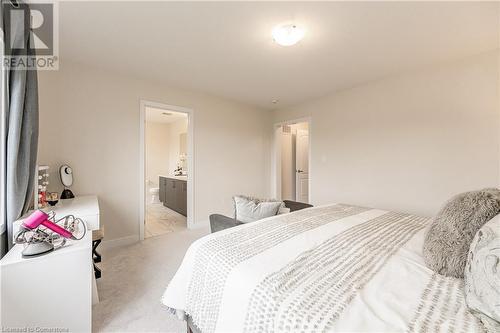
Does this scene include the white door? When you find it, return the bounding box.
[295,129,309,203]
[280,129,295,201]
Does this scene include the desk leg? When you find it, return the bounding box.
[92,261,99,304]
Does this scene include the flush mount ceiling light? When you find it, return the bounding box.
[272,23,305,46]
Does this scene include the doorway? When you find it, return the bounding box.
[274,120,310,203]
[139,100,194,241]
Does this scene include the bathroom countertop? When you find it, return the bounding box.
[159,175,188,181]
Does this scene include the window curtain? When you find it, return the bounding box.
[1,0,39,256]
[0,3,5,258]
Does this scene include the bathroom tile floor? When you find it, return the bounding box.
[145,203,187,238]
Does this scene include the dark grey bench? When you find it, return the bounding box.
[209,200,313,233]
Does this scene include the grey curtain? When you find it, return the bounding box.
[2,0,39,254]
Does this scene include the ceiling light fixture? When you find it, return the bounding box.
[272,23,305,46]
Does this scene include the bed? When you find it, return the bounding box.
[162,204,485,332]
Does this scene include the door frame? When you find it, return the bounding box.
[272,117,312,203]
[139,100,195,241]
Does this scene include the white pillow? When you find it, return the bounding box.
[233,196,283,223]
[278,207,291,214]
[464,213,500,331]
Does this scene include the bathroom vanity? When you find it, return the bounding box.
[159,176,187,216]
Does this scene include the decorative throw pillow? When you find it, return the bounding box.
[233,195,283,223]
[464,213,500,331]
[423,188,500,278]
[278,206,291,215]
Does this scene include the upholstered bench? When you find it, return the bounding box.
[209,200,312,233]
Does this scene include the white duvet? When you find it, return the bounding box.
[162,204,485,333]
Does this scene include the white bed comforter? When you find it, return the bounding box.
[162,204,485,333]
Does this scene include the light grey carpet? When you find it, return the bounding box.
[93,226,209,332]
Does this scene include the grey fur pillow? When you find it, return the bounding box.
[423,188,500,278]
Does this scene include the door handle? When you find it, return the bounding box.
[296,169,303,173]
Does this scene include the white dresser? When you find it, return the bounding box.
[0,195,100,333]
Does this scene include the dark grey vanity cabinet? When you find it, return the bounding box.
[159,177,166,203]
[177,181,187,216]
[159,176,187,216]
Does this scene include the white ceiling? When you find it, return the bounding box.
[145,107,187,124]
[58,1,499,110]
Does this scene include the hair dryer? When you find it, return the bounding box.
[21,210,76,240]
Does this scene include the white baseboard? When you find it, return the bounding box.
[189,219,209,230]
[101,234,139,251]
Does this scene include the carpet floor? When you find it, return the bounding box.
[93,226,209,332]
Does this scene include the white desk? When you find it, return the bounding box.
[0,195,100,332]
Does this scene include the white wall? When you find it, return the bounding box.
[273,51,500,217]
[145,121,170,187]
[38,61,271,241]
[167,118,188,174]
